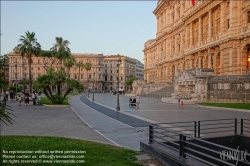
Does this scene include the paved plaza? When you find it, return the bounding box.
[1,93,250,151]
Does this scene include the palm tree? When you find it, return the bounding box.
[84,62,92,97]
[75,61,84,81]
[50,37,70,96]
[63,55,75,78]
[50,37,70,69]
[16,31,41,94]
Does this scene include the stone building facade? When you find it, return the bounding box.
[134,59,144,80]
[103,55,136,91]
[8,53,139,92]
[143,0,250,83]
[8,52,104,91]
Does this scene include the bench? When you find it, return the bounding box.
[35,99,42,105]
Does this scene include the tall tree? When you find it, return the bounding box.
[75,61,84,81]
[84,62,92,93]
[63,55,75,78]
[19,78,29,91]
[50,37,70,68]
[33,68,84,104]
[16,31,41,94]
[50,37,71,96]
[125,76,137,92]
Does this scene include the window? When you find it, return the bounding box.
[110,76,113,81]
[117,77,118,80]
[110,69,112,73]
[117,64,119,67]
[24,74,27,78]
[227,19,230,29]
[81,75,83,79]
[105,76,107,81]
[105,69,107,74]
[99,75,101,79]
[121,77,123,81]
[248,11,250,23]
[38,74,40,77]
[75,68,77,71]
[99,68,101,71]
[117,70,118,73]
[38,60,40,64]
[89,75,91,79]
[75,75,77,79]
[110,64,112,67]
[25,67,27,70]
[38,67,40,71]
[105,64,107,68]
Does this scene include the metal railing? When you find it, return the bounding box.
[148,119,250,166]
[241,119,250,135]
[197,118,236,138]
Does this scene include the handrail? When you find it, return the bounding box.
[198,118,235,122]
[148,119,250,166]
[200,126,235,131]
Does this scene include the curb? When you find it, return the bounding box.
[196,104,250,112]
[43,104,70,107]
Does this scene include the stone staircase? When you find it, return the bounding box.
[141,85,174,99]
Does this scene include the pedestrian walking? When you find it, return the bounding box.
[136,94,140,108]
[6,90,9,101]
[32,91,37,106]
[18,95,22,106]
[10,90,14,102]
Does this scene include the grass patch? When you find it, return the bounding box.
[0,136,142,166]
[198,103,250,110]
[41,97,69,105]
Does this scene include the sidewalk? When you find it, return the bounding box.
[69,94,149,151]
[1,100,113,145]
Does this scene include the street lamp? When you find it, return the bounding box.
[87,76,90,98]
[15,63,17,98]
[116,58,122,111]
[92,72,95,101]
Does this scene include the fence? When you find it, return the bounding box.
[149,118,250,166]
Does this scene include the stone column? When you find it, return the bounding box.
[190,58,193,68]
[198,56,201,68]
[163,10,166,28]
[157,17,159,32]
[198,17,202,42]
[190,22,193,45]
[208,10,212,38]
[220,2,224,33]
[208,53,212,68]
[19,66,21,80]
[229,1,238,31]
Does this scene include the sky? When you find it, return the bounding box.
[1,1,157,63]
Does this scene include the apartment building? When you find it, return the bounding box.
[103,55,136,91]
[134,59,144,80]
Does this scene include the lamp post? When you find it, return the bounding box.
[116,58,122,111]
[92,72,95,101]
[15,63,17,98]
[87,76,90,98]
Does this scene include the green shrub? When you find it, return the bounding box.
[9,86,22,93]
